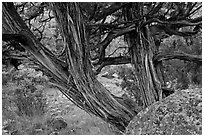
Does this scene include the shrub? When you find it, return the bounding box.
[116,65,144,111]
[163,60,201,90]
[2,73,11,85]
[14,85,46,117]
[2,68,48,134]
[12,69,47,117]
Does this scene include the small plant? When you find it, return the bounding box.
[11,69,48,117]
[14,85,46,117]
[2,68,48,134]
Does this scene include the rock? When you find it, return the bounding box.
[112,73,119,78]
[47,118,68,131]
[125,88,202,135]
[101,72,114,79]
[34,128,43,132]
[50,131,59,135]
[11,130,18,135]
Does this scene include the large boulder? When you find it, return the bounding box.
[125,88,202,135]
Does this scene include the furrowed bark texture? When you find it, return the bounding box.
[50,3,136,131]
[127,29,162,107]
[3,2,202,132]
[124,3,162,107]
[2,2,136,131]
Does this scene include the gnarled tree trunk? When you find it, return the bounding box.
[3,2,201,132]
[124,3,162,107]
[127,28,162,107]
[50,3,137,131]
[2,2,136,131]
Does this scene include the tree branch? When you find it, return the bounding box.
[153,51,202,65]
[107,46,128,57]
[184,2,197,17]
[91,23,135,50]
[93,3,127,22]
[95,56,131,74]
[163,26,200,36]
[142,17,202,27]
[90,23,135,66]
[188,4,202,17]
[148,2,164,16]
[2,2,68,76]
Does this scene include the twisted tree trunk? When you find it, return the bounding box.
[127,28,162,107]
[3,2,201,132]
[2,2,136,131]
[124,3,162,107]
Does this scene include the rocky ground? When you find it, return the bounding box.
[42,74,123,135]
[2,70,124,135]
[3,67,201,135]
[97,73,124,96]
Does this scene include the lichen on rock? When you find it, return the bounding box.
[125,88,202,135]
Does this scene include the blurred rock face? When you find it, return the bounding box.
[125,88,202,135]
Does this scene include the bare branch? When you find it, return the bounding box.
[95,56,131,74]
[163,26,199,36]
[163,3,173,17]
[93,3,127,22]
[91,23,135,50]
[153,51,202,65]
[184,2,197,17]
[90,23,135,66]
[188,4,202,17]
[39,16,54,23]
[142,17,202,27]
[148,2,164,16]
[108,47,128,57]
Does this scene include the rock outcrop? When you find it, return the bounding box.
[125,88,202,135]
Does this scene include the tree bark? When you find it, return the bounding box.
[3,2,202,132]
[126,29,162,107]
[50,3,138,131]
[2,2,136,131]
[153,51,202,65]
[124,4,163,107]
